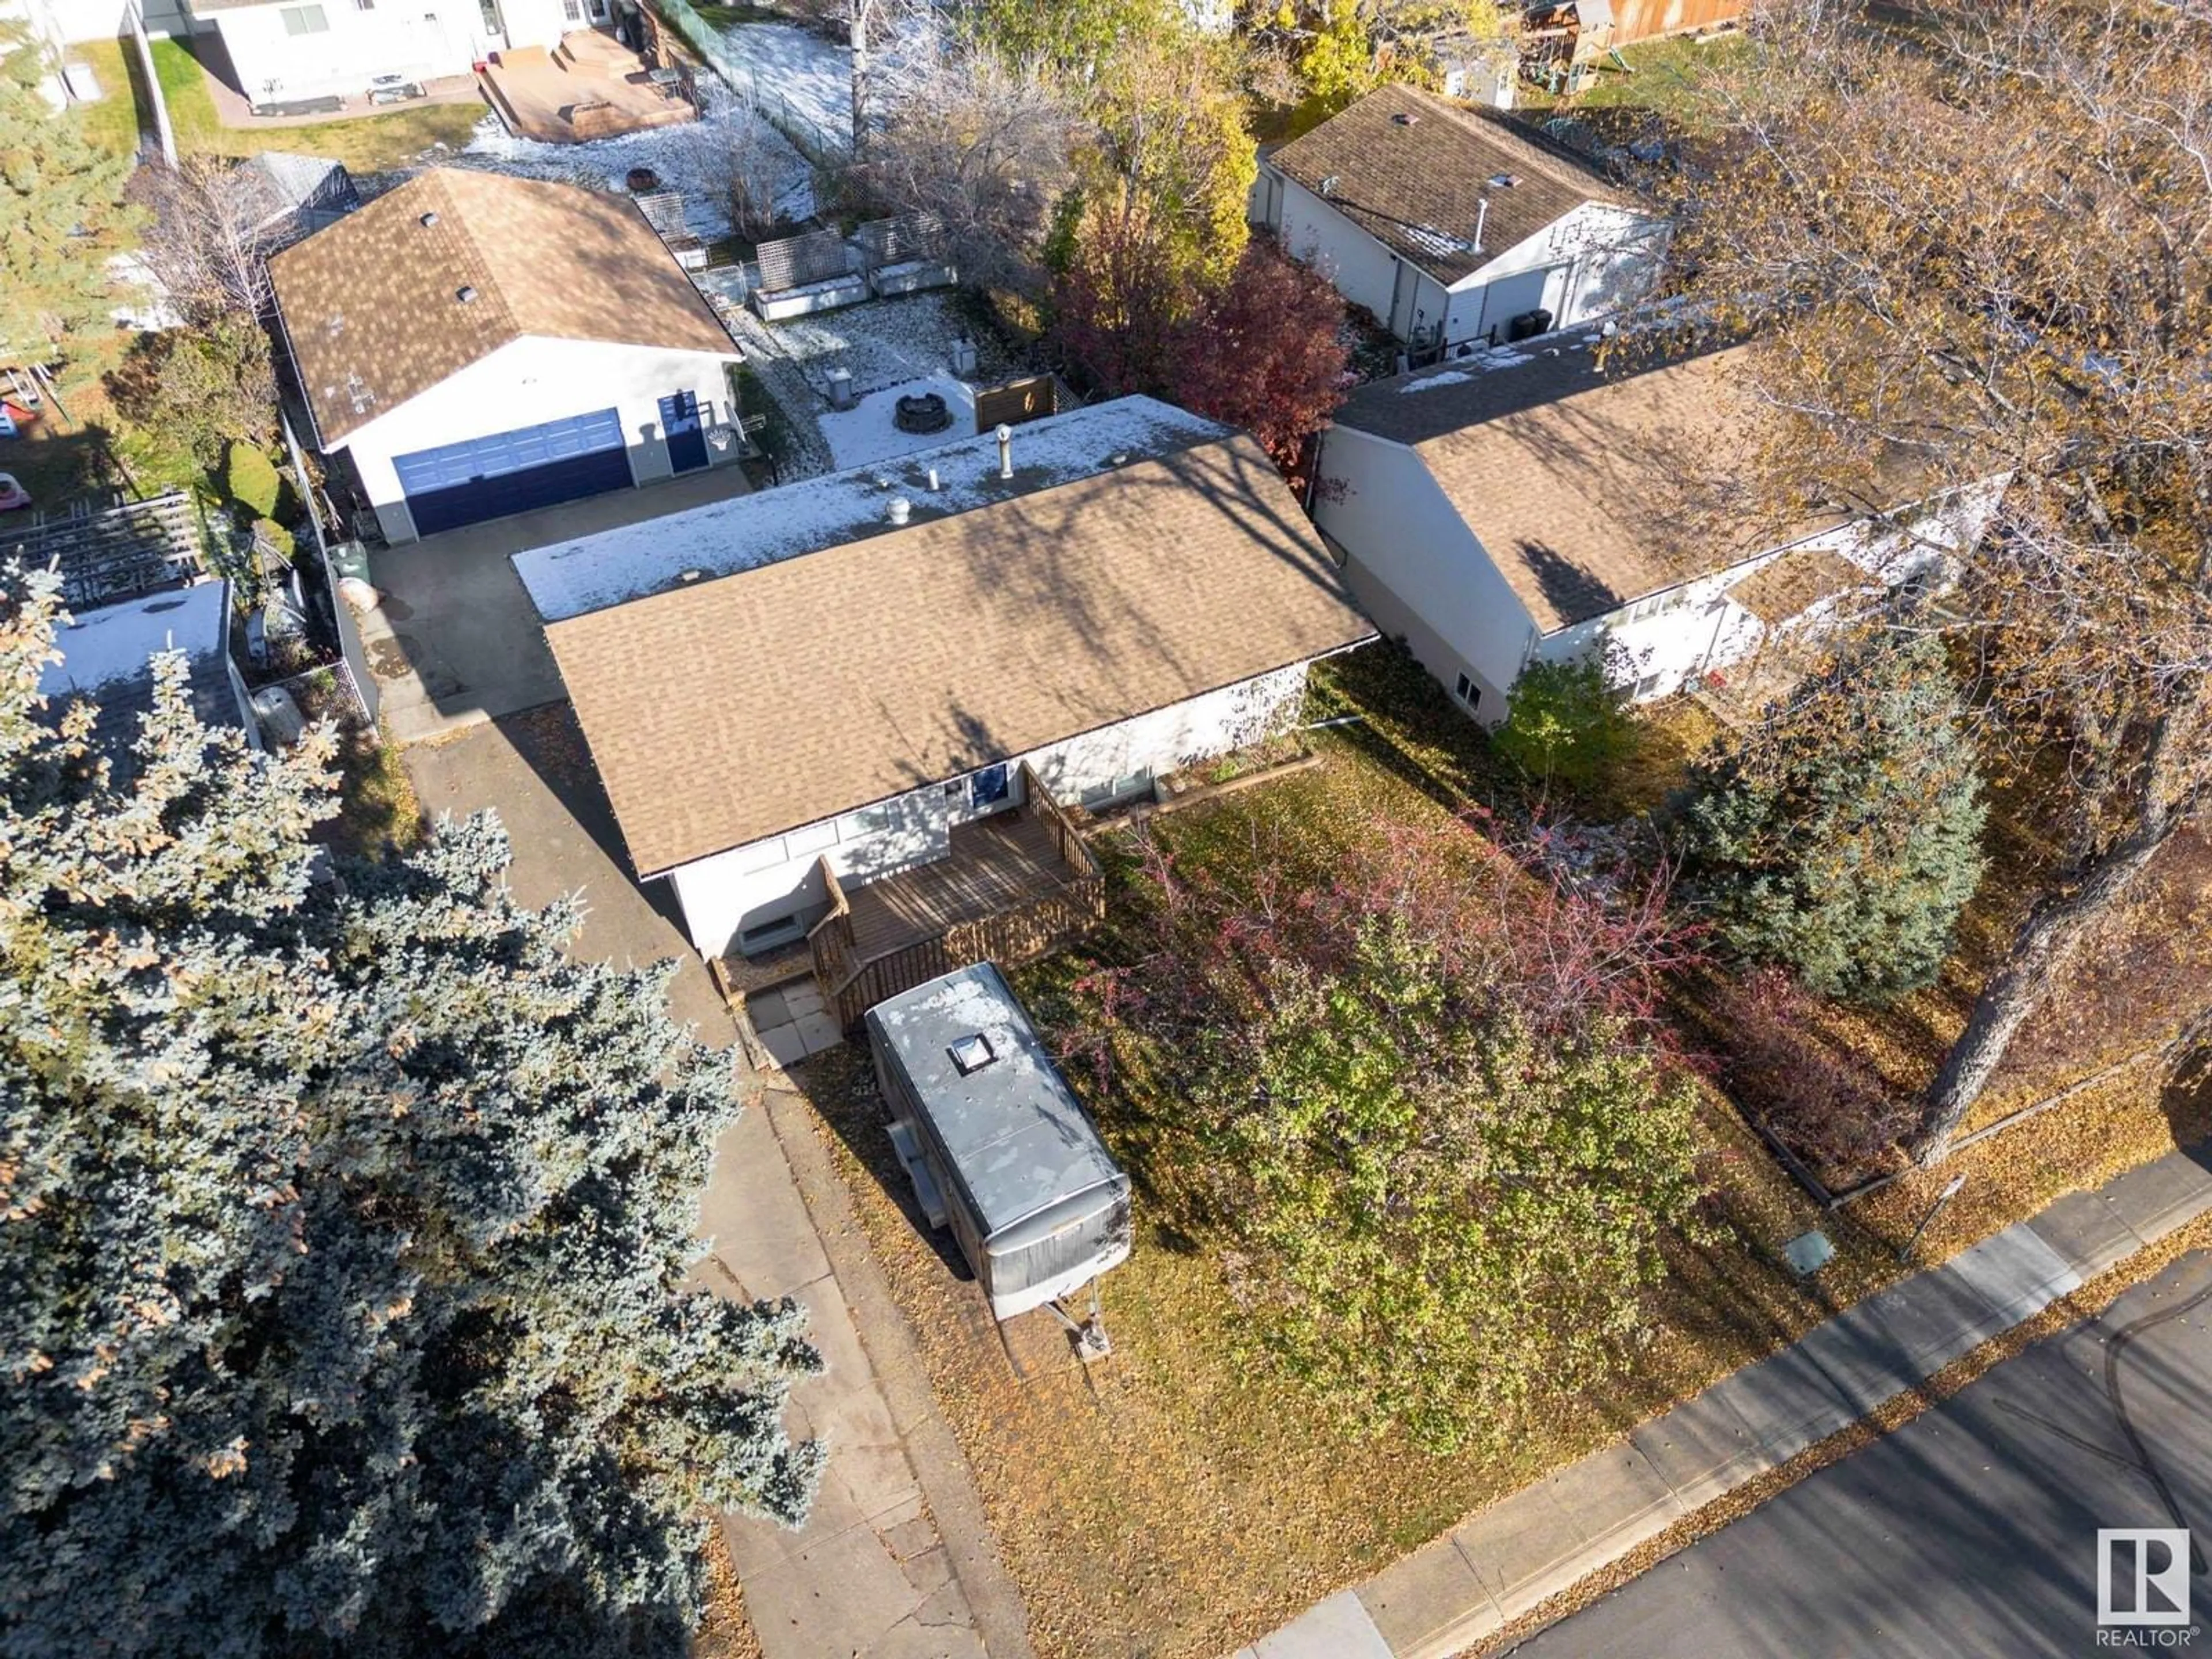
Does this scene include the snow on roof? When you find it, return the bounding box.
[39,583,230,697]
[513,394,1234,622]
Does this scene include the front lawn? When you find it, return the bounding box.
[787,647,2207,1658]
[151,38,488,172]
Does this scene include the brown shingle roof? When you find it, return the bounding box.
[270,169,736,446]
[1332,340,1855,630]
[1729,547,1871,627]
[546,435,1376,876]
[1268,84,1635,287]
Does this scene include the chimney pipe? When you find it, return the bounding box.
[995,423,1013,479]
[1473,197,1489,252]
[888,496,911,525]
[927,466,940,491]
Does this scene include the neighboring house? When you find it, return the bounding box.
[1253,84,1664,355]
[37,582,258,762]
[182,0,573,105]
[1313,339,1997,718]
[269,168,744,545]
[240,151,359,243]
[1525,0,1749,55]
[520,396,1374,1013]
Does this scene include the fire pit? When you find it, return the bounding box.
[893,391,952,434]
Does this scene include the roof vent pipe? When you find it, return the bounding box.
[1472,197,1489,252]
[419,211,440,228]
[926,467,940,491]
[888,496,911,525]
[995,423,1013,480]
[456,285,478,304]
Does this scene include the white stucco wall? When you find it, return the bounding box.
[1441,203,1666,349]
[205,0,568,101]
[665,663,1317,960]
[320,335,743,544]
[1315,425,1540,717]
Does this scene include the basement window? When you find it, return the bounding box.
[1455,672,1481,711]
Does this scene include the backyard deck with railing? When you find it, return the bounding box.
[805,766,1105,1032]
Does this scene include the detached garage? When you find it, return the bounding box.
[271,168,745,546]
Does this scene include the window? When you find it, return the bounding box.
[737,912,807,956]
[478,0,501,31]
[562,0,581,17]
[968,763,1011,809]
[1454,671,1482,711]
[1634,671,1666,700]
[355,0,374,10]
[282,4,329,32]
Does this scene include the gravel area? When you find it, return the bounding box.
[453,93,815,238]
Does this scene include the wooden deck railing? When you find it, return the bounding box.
[806,859,854,993]
[817,768,1106,1031]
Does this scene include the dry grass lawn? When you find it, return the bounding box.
[780,653,2210,1659]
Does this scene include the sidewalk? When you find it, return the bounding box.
[1244,1143,2212,1659]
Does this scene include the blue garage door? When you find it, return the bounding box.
[394,407,630,537]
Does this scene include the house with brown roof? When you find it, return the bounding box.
[269,168,743,545]
[523,396,1375,1025]
[1254,84,1665,356]
[1313,339,1999,718]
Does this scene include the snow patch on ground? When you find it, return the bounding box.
[817,373,978,471]
[759,291,1014,399]
[514,395,1231,622]
[707,21,852,139]
[456,96,812,239]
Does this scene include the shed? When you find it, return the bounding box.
[865,963,1132,1320]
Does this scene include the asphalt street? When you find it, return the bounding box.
[1512,1249,2212,1659]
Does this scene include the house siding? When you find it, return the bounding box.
[1262,171,1661,350]
[1315,424,1540,717]
[664,664,1315,960]
[1441,202,1666,349]
[332,335,743,544]
[204,0,567,103]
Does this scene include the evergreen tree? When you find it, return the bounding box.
[0,22,133,358]
[1680,629,1988,1003]
[0,568,823,1658]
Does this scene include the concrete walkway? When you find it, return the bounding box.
[1245,1144,2212,1659]
[403,714,1031,1659]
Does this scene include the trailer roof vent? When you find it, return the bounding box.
[948,1032,996,1075]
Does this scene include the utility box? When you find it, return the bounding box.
[866,963,1132,1321]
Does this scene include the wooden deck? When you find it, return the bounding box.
[808,766,1107,1032]
[847,814,1070,958]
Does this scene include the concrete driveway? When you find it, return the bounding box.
[402,710,1031,1659]
[360,465,751,744]
[1513,1248,2212,1659]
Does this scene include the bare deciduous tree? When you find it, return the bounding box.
[1656,0,2212,1162]
[862,19,1078,294]
[130,155,291,323]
